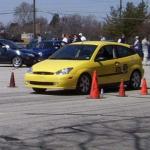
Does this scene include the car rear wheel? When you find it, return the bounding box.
[32,88,46,93]
[76,74,91,94]
[12,56,23,67]
[129,70,141,90]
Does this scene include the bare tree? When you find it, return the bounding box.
[48,14,102,40]
[14,2,33,25]
[6,23,22,41]
[36,17,48,35]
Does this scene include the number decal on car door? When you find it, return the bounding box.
[122,64,128,73]
[116,64,128,74]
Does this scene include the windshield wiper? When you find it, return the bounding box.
[59,57,75,60]
[49,57,56,59]
[49,57,75,60]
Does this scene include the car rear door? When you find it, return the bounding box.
[115,45,137,82]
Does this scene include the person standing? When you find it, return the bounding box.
[79,33,86,41]
[61,34,68,46]
[133,36,143,58]
[142,37,150,65]
[117,34,126,43]
[72,34,81,42]
[100,36,106,41]
[37,34,42,44]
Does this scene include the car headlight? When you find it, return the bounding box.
[38,52,43,56]
[55,67,73,75]
[27,67,33,73]
[16,50,21,55]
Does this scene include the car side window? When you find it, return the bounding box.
[116,45,135,58]
[96,45,115,60]
[43,42,54,49]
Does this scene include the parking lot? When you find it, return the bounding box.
[0,65,150,150]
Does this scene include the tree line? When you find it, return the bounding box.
[0,1,149,44]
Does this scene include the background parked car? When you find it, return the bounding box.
[0,39,40,67]
[26,39,61,60]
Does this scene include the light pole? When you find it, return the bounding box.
[33,0,36,39]
[120,0,122,18]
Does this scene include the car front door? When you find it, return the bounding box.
[95,45,120,85]
[0,43,8,63]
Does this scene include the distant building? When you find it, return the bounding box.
[21,33,34,44]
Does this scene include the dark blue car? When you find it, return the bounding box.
[0,39,40,67]
[26,40,61,60]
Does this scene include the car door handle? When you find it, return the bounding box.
[115,62,120,66]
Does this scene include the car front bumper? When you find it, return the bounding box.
[24,73,77,90]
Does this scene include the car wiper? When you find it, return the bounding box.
[59,57,75,60]
[49,57,56,59]
[49,57,75,60]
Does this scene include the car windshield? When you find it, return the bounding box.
[49,44,97,60]
[27,40,61,49]
[39,41,56,49]
[26,40,37,49]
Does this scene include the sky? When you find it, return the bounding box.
[0,0,146,24]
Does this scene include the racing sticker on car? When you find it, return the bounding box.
[122,64,128,73]
[116,64,128,74]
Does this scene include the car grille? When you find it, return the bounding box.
[33,72,54,75]
[30,81,54,85]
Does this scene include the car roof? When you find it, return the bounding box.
[0,39,10,41]
[71,41,130,47]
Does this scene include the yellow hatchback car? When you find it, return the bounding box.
[24,41,144,94]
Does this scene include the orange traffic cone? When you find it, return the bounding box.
[119,79,125,97]
[89,71,100,99]
[140,78,148,95]
[9,72,16,87]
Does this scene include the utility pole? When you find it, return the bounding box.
[33,0,36,39]
[120,0,122,18]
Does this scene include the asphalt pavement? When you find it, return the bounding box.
[0,64,150,150]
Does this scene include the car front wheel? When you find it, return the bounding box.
[129,70,141,90]
[32,88,46,94]
[26,63,33,67]
[12,56,23,67]
[76,74,91,94]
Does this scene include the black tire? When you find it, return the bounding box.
[129,70,141,90]
[32,88,46,93]
[12,56,23,67]
[76,73,91,94]
[26,63,33,67]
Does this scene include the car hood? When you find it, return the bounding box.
[19,48,40,56]
[20,48,37,54]
[31,48,55,54]
[27,48,56,57]
[32,59,89,72]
